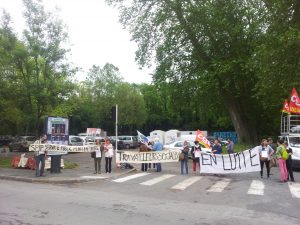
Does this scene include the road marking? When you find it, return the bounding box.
[247,180,265,195]
[140,174,175,186]
[112,173,150,183]
[171,177,202,190]
[81,176,106,179]
[207,179,231,192]
[288,182,300,198]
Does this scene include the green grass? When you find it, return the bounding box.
[64,161,79,169]
[0,157,11,168]
[222,143,254,154]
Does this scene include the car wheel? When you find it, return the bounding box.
[125,144,130,149]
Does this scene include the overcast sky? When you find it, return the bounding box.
[0,0,153,83]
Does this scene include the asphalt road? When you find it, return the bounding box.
[1,168,300,225]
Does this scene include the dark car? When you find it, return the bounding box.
[9,136,36,152]
[0,135,13,147]
[108,137,125,150]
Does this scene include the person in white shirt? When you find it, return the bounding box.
[104,139,114,173]
[94,139,102,174]
[258,139,274,179]
[35,135,47,177]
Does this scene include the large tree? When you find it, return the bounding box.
[107,0,300,143]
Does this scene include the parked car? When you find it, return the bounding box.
[69,135,84,146]
[164,140,211,158]
[108,137,125,150]
[0,135,13,147]
[9,136,36,152]
[118,136,139,149]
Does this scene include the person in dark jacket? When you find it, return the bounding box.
[180,141,189,175]
[191,140,201,174]
[284,142,295,182]
[140,142,149,171]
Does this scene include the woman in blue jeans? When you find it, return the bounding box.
[180,141,189,175]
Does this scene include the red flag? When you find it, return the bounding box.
[195,129,211,148]
[289,88,300,115]
[281,100,290,114]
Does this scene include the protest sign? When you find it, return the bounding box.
[200,148,260,174]
[117,150,181,163]
[29,144,97,153]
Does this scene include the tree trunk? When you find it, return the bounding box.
[222,93,258,144]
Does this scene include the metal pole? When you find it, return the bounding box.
[115,104,118,151]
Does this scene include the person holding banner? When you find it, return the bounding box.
[104,139,114,173]
[152,138,163,172]
[211,139,222,155]
[140,142,149,172]
[191,141,201,174]
[180,141,189,175]
[35,135,47,177]
[93,139,102,174]
[258,139,274,179]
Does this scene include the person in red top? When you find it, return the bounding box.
[191,141,201,174]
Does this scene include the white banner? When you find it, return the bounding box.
[200,148,260,174]
[117,150,181,163]
[29,144,97,153]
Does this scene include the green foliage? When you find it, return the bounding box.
[0,157,11,168]
[64,161,79,169]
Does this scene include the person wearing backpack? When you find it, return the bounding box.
[275,139,288,182]
[180,141,189,175]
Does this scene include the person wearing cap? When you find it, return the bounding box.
[152,137,163,172]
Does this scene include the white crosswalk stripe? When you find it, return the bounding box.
[112,173,150,183]
[207,178,231,192]
[288,182,300,198]
[247,180,265,195]
[140,174,176,186]
[171,177,202,190]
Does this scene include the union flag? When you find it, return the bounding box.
[281,100,290,114]
[195,129,211,149]
[289,88,300,115]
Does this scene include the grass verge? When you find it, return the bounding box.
[64,161,79,169]
[0,157,11,168]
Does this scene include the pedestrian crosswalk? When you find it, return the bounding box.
[247,180,265,195]
[111,172,300,198]
[207,178,230,193]
[140,174,175,186]
[171,177,202,190]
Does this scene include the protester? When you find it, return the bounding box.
[148,141,155,169]
[275,139,288,182]
[284,141,295,182]
[191,140,201,174]
[212,139,222,154]
[93,139,102,174]
[104,139,114,173]
[267,137,277,169]
[140,142,149,172]
[35,134,47,177]
[226,139,234,154]
[180,141,189,175]
[152,137,163,172]
[267,137,277,151]
[258,139,274,179]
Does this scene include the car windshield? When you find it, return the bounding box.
[289,136,300,147]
